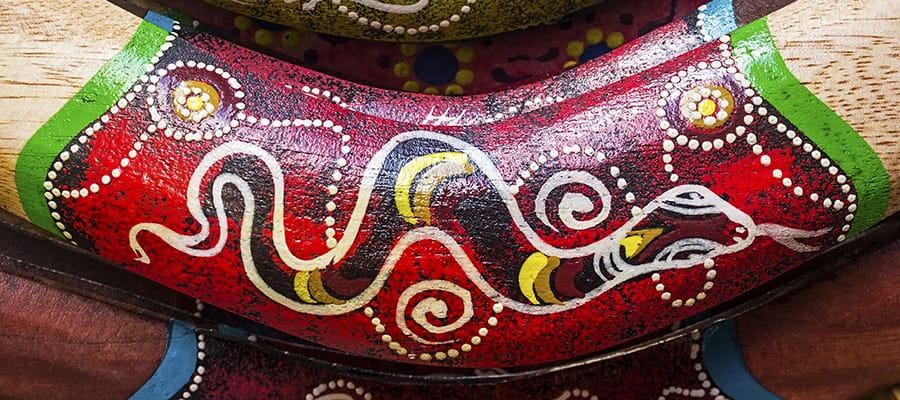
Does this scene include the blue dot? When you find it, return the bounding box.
[413,46,459,85]
[580,43,612,63]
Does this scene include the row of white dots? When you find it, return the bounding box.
[652,258,718,308]
[182,299,206,399]
[657,331,726,400]
[363,303,502,362]
[305,380,371,400]
[659,36,855,242]
[44,23,181,244]
[322,0,477,37]
[696,4,713,42]
[509,145,634,203]
[746,103,857,241]
[300,85,349,108]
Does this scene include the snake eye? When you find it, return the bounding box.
[679,85,734,130]
[172,80,221,123]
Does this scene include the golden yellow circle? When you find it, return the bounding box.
[423,86,440,95]
[698,99,717,117]
[234,15,252,31]
[679,85,735,129]
[186,96,205,111]
[172,80,220,122]
[456,47,475,63]
[254,29,275,47]
[606,32,625,49]
[400,44,418,57]
[444,84,464,95]
[393,62,411,78]
[586,28,604,45]
[282,30,302,48]
[455,69,474,86]
[402,81,420,92]
[566,41,584,58]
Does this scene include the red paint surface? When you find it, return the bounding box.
[45,24,855,367]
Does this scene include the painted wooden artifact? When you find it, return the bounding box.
[2,220,899,399]
[157,0,707,94]
[0,0,898,371]
[199,0,610,42]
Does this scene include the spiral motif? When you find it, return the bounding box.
[395,280,474,345]
[534,170,612,232]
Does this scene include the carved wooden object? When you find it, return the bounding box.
[0,0,897,370]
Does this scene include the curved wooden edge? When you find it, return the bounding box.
[0,0,140,217]
[1,0,897,222]
[0,269,167,399]
[768,0,900,215]
[737,237,900,399]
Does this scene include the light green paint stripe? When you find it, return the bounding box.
[731,18,890,237]
[15,20,168,236]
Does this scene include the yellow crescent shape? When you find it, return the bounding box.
[534,256,564,305]
[394,152,471,225]
[293,271,320,304]
[518,252,549,305]
[308,269,346,305]
[620,228,665,259]
[411,160,476,225]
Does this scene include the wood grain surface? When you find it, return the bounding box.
[0,270,166,400]
[0,0,897,221]
[768,0,900,215]
[0,1,138,217]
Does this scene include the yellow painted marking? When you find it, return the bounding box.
[410,160,475,224]
[309,269,346,305]
[395,152,470,224]
[293,271,319,304]
[535,256,564,305]
[620,228,664,259]
[699,98,717,116]
[518,252,549,305]
[186,96,205,111]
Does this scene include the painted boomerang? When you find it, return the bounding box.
[10,0,891,368]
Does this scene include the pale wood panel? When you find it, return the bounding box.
[0,0,896,220]
[0,0,139,218]
[769,0,900,215]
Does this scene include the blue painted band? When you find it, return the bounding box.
[701,0,738,39]
[703,320,782,400]
[144,11,175,32]
[129,320,197,400]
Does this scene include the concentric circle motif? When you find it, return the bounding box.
[678,85,734,130]
[151,60,245,141]
[173,80,221,123]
